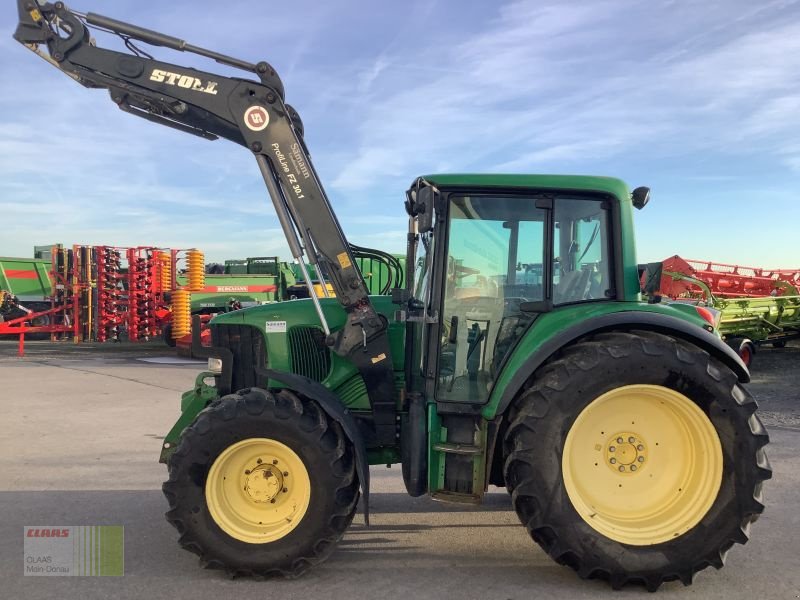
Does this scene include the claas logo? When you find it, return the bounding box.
[26,528,70,538]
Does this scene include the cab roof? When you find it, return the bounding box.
[421,174,630,199]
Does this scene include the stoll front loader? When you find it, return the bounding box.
[14,2,771,591]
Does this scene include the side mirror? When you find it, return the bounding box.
[632,186,650,210]
[416,186,435,233]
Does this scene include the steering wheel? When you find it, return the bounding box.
[448,262,481,282]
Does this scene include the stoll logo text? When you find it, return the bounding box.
[27,528,70,538]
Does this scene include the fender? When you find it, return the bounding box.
[492,310,749,419]
[257,367,372,525]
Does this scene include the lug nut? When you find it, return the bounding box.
[272,459,279,465]
[283,471,289,476]
[256,458,262,464]
[282,487,288,493]
[637,444,644,451]
[638,456,645,462]
[609,446,616,452]
[610,458,617,464]
[618,466,625,472]
[617,437,623,444]
[628,437,635,443]
[245,470,251,475]
[630,465,637,471]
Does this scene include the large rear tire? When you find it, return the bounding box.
[163,387,359,577]
[503,330,771,591]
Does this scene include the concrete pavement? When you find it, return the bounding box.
[1,341,798,599]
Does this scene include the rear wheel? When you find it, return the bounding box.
[503,330,771,591]
[163,387,359,577]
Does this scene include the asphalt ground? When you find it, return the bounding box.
[1,339,798,599]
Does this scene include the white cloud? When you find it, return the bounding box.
[325,0,800,194]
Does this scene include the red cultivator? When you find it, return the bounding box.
[1,244,176,354]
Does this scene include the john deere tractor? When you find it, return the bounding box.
[15,1,771,590]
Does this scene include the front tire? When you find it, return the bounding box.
[163,387,359,577]
[503,330,771,591]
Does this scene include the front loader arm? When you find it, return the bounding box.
[14,1,397,445]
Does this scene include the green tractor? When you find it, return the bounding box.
[163,177,769,590]
[15,2,770,591]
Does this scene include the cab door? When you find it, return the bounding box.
[433,193,549,407]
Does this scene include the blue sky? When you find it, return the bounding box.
[1,0,799,267]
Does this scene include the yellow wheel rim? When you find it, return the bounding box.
[205,438,311,544]
[562,384,723,545]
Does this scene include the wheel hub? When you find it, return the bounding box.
[604,432,647,474]
[244,463,285,503]
[205,438,310,544]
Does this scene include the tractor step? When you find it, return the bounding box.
[432,442,483,455]
[431,489,482,505]
[429,413,489,503]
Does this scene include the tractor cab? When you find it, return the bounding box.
[403,175,621,410]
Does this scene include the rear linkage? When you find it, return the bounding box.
[14,1,398,446]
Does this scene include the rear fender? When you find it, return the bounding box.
[482,311,749,492]
[488,311,749,421]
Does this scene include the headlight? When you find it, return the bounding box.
[207,358,223,373]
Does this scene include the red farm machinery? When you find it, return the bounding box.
[2,246,406,355]
[655,255,800,299]
[644,255,800,366]
[0,244,204,354]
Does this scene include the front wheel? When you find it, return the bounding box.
[503,330,771,591]
[163,387,359,577]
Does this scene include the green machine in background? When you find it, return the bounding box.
[0,256,53,303]
[182,252,405,312]
[178,257,297,314]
